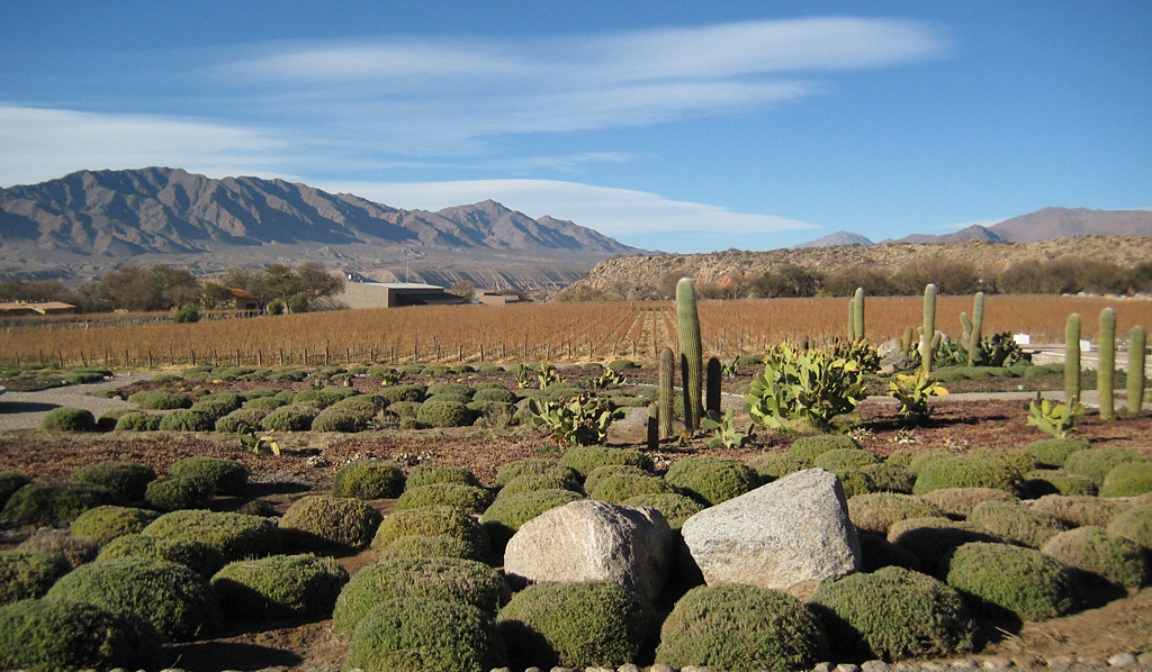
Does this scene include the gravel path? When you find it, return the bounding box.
[0,372,159,430]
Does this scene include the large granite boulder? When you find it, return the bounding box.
[503,499,675,604]
[680,468,861,600]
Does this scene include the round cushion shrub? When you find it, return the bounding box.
[421,365,451,376]
[70,505,159,543]
[967,500,1068,549]
[859,463,916,494]
[345,598,503,672]
[114,411,162,431]
[0,471,31,510]
[847,493,943,535]
[70,461,156,502]
[906,449,958,474]
[809,566,974,662]
[396,483,494,515]
[1106,504,1152,550]
[495,459,580,487]
[407,465,481,489]
[311,409,367,433]
[417,399,474,427]
[788,435,858,462]
[211,553,349,620]
[189,398,239,421]
[16,530,100,568]
[1100,462,1152,498]
[371,506,489,560]
[1025,438,1090,469]
[1032,495,1128,528]
[497,581,652,670]
[1024,469,1098,498]
[47,556,222,642]
[332,460,405,499]
[144,476,216,511]
[157,409,214,432]
[589,473,677,504]
[498,473,583,499]
[128,389,192,410]
[747,453,811,481]
[921,487,1018,519]
[279,495,383,550]
[379,383,427,404]
[969,448,1037,477]
[838,470,878,498]
[427,382,476,398]
[384,400,422,421]
[1,481,119,526]
[583,464,650,493]
[813,448,880,473]
[559,446,653,479]
[169,456,248,496]
[887,518,1004,577]
[482,489,586,548]
[473,387,517,403]
[330,395,389,417]
[95,408,134,431]
[260,404,319,431]
[0,598,163,672]
[622,492,705,530]
[1065,447,1150,486]
[912,455,1025,496]
[0,550,72,604]
[1042,526,1147,592]
[376,534,487,563]
[243,395,287,411]
[333,557,510,637]
[664,456,758,506]
[214,413,258,434]
[943,542,1079,622]
[97,533,224,578]
[142,509,280,563]
[39,407,97,432]
[656,583,828,672]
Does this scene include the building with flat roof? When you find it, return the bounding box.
[338,281,468,309]
[0,301,77,315]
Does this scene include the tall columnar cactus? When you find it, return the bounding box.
[1098,307,1116,421]
[918,283,938,375]
[851,287,865,341]
[676,278,704,430]
[1128,326,1146,416]
[658,346,675,438]
[1065,313,1081,405]
[960,291,986,366]
[646,404,660,451]
[706,357,722,416]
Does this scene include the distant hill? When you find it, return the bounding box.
[0,167,638,287]
[886,207,1152,245]
[793,230,874,248]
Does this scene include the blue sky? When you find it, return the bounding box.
[1,1,1149,253]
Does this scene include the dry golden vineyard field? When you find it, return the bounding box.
[2,295,1150,369]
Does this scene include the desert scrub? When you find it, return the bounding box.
[622,492,705,530]
[921,487,1017,519]
[482,489,586,548]
[1042,526,1147,591]
[0,550,71,603]
[1,481,119,526]
[969,447,1037,477]
[39,407,97,432]
[396,484,494,515]
[407,465,482,489]
[145,475,216,511]
[498,472,583,499]
[330,394,389,417]
[260,404,319,431]
[966,500,1068,549]
[142,509,280,563]
[589,473,678,504]
[494,458,580,487]
[583,464,651,492]
[0,471,31,510]
[812,448,880,473]
[311,409,367,432]
[211,553,349,620]
[559,445,653,479]
[69,505,159,543]
[664,456,758,506]
[70,461,156,502]
[128,389,192,410]
[96,533,225,578]
[379,383,427,403]
[497,581,653,670]
[214,411,261,434]
[372,505,489,557]
[293,386,359,407]
[906,449,958,474]
[0,598,163,672]
[888,518,1003,577]
[473,387,517,403]
[809,566,974,662]
[1032,495,1129,528]
[376,534,488,563]
[838,470,878,498]
[746,453,811,481]
[279,495,383,550]
[427,382,476,398]
[858,463,916,494]
[168,456,248,496]
[332,460,405,499]
[417,399,474,427]
[912,455,1025,496]
[1100,462,1152,497]
[848,493,943,535]
[157,409,214,432]
[189,397,241,420]
[345,598,503,672]
[944,542,1079,621]
[333,557,510,637]
[787,434,859,462]
[656,583,828,672]
[113,411,162,431]
[1025,438,1090,469]
[1064,447,1151,485]
[243,395,287,411]
[1024,469,1098,497]
[1106,504,1152,550]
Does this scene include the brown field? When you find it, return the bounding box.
[2,295,1150,369]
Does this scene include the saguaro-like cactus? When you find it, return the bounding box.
[658,346,675,438]
[706,357,722,416]
[918,284,938,375]
[677,278,704,430]
[1128,326,1146,416]
[1099,307,1116,421]
[851,287,865,341]
[960,292,986,366]
[1065,313,1081,405]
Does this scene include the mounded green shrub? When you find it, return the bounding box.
[559,445,653,479]
[211,553,349,620]
[813,448,880,473]
[396,483,495,515]
[838,470,878,498]
[0,598,163,672]
[144,476,216,511]
[1106,504,1152,550]
[417,399,474,427]
[407,465,482,489]
[906,449,957,474]
[293,386,359,408]
[969,448,1037,477]
[656,583,828,672]
[376,534,487,563]
[590,473,677,504]
[345,598,503,672]
[967,500,1068,549]
[888,518,1003,577]
[622,492,705,530]
[746,453,811,481]
[333,557,510,637]
[494,459,580,487]
[49,558,218,645]
[40,407,97,432]
[379,383,427,404]
[912,455,1024,496]
[497,581,653,670]
[788,435,859,462]
[371,506,489,560]
[0,471,31,510]
[311,409,367,432]
[1024,469,1098,498]
[1032,495,1128,528]
[1042,526,1147,592]
[142,509,280,563]
[473,387,517,403]
[214,413,258,434]
[157,409,214,432]
[332,460,405,499]
[482,489,586,548]
[427,382,476,398]
[96,533,225,578]
[1065,447,1151,486]
[583,464,651,493]
[921,487,1017,519]
[189,397,240,421]
[664,456,758,506]
[385,400,422,419]
[943,542,1079,621]
[128,389,191,410]
[0,550,71,604]
[243,395,287,411]
[16,530,100,568]
[260,404,319,431]
[498,473,583,499]
[1025,438,1090,469]
[169,456,248,496]
[70,461,156,503]
[1101,462,1152,498]
[331,394,389,417]
[809,566,974,662]
[114,411,162,431]
[858,463,916,494]
[848,493,943,535]
[70,505,159,543]
[279,495,383,550]
[1,481,119,526]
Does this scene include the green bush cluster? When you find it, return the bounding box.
[96,533,225,578]
[473,387,517,403]
[70,505,158,543]
[888,518,1003,576]
[332,460,405,499]
[242,396,286,411]
[279,495,383,550]
[494,459,580,487]
[1025,438,1090,469]
[1107,504,1152,550]
[379,383,427,403]
[813,448,879,473]
[417,399,474,427]
[746,453,811,481]
[559,445,653,478]
[169,456,248,496]
[664,456,758,506]
[142,509,280,563]
[1024,470,1098,497]
[482,489,586,543]
[1042,526,1147,592]
[345,598,503,672]
[498,473,583,499]
[40,407,97,432]
[376,534,488,563]
[211,553,349,620]
[311,409,367,432]
[589,473,677,504]
[144,476,216,511]
[0,550,72,604]
[371,506,488,560]
[0,471,31,510]
[912,455,1024,496]
[128,389,192,410]
[858,463,916,494]
[920,487,1016,519]
[1064,447,1150,485]
[0,598,163,672]
[905,449,957,474]
[1100,462,1152,498]
[583,464,650,492]
[397,484,494,515]
[788,435,859,462]
[622,492,705,530]
[407,465,482,489]
[847,493,943,535]
[1032,495,1127,528]
[260,405,319,431]
[157,409,214,432]
[70,461,156,502]
[943,542,1078,622]
[427,382,476,398]
[1,481,120,526]
[967,500,1068,548]
[114,411,162,431]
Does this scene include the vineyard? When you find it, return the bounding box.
[2,295,1150,369]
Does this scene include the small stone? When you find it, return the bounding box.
[618,665,641,672]
[982,658,1014,670]
[862,661,891,672]
[1108,653,1137,668]
[585,667,614,672]
[835,664,862,672]
[921,664,948,672]
[950,661,978,671]
[1137,652,1152,668]
[647,666,676,672]
[892,663,922,672]
[490,669,511,672]
[1045,655,1074,669]
[813,663,834,672]
[546,668,572,672]
[681,667,715,672]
